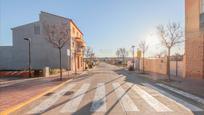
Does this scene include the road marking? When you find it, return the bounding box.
[90,83,106,112]
[27,83,76,114]
[112,83,139,111]
[157,83,204,105]
[60,83,90,113]
[126,83,172,112]
[143,83,203,112]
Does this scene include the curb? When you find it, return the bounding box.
[159,80,204,99]
[134,71,204,99]
[0,71,86,115]
[123,69,159,83]
[0,72,68,87]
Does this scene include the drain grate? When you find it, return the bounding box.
[64,91,74,96]
[44,92,54,96]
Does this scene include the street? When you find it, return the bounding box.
[11,62,204,115]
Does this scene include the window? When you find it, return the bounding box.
[200,0,204,27]
[77,32,78,37]
[34,25,40,35]
[201,0,204,14]
[72,27,75,35]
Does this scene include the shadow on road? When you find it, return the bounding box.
[38,73,124,114]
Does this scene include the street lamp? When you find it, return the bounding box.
[131,45,135,70]
[24,38,32,77]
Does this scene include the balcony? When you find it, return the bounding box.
[75,37,86,47]
[75,47,83,55]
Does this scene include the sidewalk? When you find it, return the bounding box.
[135,71,204,98]
[0,71,87,112]
[0,71,75,87]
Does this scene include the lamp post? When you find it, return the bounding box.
[24,38,31,77]
[131,45,135,70]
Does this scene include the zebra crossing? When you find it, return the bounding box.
[27,84,76,114]
[90,83,106,112]
[143,83,203,112]
[156,83,204,105]
[27,82,204,114]
[60,83,90,113]
[126,82,172,112]
[112,82,139,111]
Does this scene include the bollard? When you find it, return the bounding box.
[43,67,49,77]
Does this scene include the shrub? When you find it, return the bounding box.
[49,69,60,75]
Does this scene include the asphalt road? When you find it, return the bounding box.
[12,62,204,115]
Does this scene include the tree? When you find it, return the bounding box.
[116,48,128,66]
[116,50,120,60]
[155,50,167,58]
[157,22,183,81]
[139,40,148,73]
[43,21,70,80]
[84,46,94,59]
[84,46,94,68]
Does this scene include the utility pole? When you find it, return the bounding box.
[24,38,31,77]
[131,45,135,70]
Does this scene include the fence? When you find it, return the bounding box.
[170,61,185,77]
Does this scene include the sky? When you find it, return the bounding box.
[0,0,184,57]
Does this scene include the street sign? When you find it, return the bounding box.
[137,50,142,58]
[67,49,70,56]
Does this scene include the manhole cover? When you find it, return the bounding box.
[44,92,54,96]
[64,91,74,96]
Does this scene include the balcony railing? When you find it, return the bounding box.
[75,37,86,47]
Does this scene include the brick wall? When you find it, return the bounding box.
[140,58,167,75]
[185,0,204,79]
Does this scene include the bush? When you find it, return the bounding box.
[49,69,60,75]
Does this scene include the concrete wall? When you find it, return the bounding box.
[0,12,71,70]
[39,12,70,69]
[0,46,13,70]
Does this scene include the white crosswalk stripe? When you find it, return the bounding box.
[157,83,204,105]
[60,83,90,113]
[26,82,204,114]
[126,82,172,112]
[112,83,139,111]
[143,83,203,112]
[90,83,106,112]
[27,84,76,114]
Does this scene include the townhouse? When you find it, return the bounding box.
[0,11,86,73]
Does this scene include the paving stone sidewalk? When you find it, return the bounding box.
[0,71,88,112]
[134,71,204,98]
